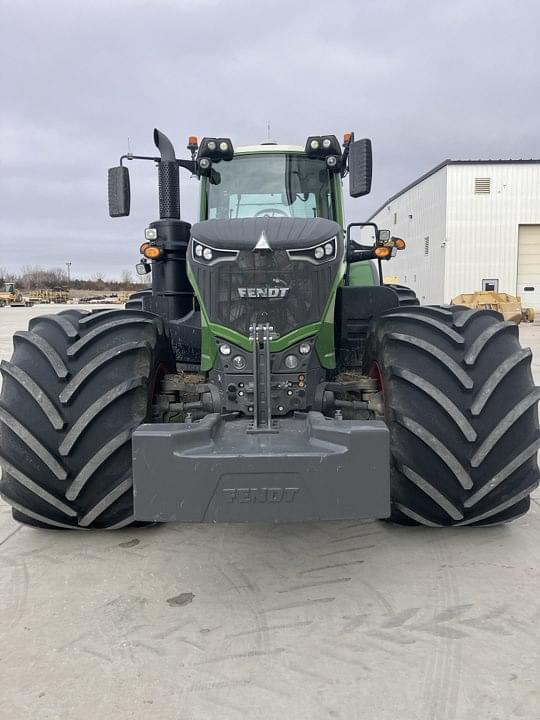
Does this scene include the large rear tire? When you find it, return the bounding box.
[365,305,539,526]
[125,289,151,310]
[385,284,419,307]
[0,308,173,529]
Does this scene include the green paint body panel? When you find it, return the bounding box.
[332,173,345,229]
[186,263,217,371]
[193,149,371,370]
[348,261,378,287]
[188,262,346,370]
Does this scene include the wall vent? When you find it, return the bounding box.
[424,236,430,255]
[475,177,491,194]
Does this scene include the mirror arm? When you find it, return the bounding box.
[347,247,376,262]
[119,154,196,174]
[340,143,351,179]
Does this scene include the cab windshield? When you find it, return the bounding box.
[205,153,337,221]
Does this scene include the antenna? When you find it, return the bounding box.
[261,121,277,145]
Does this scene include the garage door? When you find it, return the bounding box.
[517,225,540,309]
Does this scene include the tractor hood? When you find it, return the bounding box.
[190,217,341,251]
[187,217,345,340]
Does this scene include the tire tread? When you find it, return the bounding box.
[366,305,539,526]
[0,308,171,529]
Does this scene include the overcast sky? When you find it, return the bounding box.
[1,0,539,279]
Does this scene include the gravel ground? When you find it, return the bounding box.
[0,305,539,720]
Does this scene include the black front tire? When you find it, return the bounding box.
[365,305,539,526]
[0,308,173,529]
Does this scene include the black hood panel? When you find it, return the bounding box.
[188,217,343,338]
[191,217,341,250]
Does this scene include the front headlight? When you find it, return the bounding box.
[287,236,337,264]
[232,355,246,370]
[284,354,299,369]
[191,239,239,265]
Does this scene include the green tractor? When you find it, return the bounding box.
[0,129,538,529]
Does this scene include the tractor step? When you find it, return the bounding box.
[132,412,390,522]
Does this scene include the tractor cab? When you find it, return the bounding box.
[194,134,359,227]
[200,144,342,223]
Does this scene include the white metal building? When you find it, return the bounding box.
[369,160,540,307]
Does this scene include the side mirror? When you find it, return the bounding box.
[108,166,131,217]
[348,138,372,198]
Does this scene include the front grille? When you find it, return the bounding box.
[193,250,336,337]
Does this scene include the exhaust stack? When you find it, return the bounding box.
[154,128,180,219]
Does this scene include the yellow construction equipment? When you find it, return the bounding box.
[451,291,535,324]
[27,287,70,304]
[0,283,30,307]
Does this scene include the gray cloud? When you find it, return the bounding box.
[1,0,538,277]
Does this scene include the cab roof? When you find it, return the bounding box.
[234,143,305,155]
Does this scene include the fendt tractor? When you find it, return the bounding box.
[0,130,538,530]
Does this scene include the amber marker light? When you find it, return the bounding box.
[394,238,406,250]
[374,246,391,259]
[143,246,163,260]
[139,242,151,254]
[343,132,353,143]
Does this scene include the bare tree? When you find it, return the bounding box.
[4,265,141,292]
[19,265,68,290]
[120,269,133,287]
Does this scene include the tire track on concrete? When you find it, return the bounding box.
[226,620,313,638]
[421,535,462,720]
[277,577,351,593]
[265,596,336,613]
[1,557,29,632]
[319,544,376,558]
[217,561,270,653]
[298,559,366,575]
[196,647,285,665]
[0,524,21,548]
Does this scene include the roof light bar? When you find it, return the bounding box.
[198,137,234,162]
[305,135,342,159]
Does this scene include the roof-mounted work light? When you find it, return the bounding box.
[305,135,341,159]
[197,137,234,162]
[305,134,342,172]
